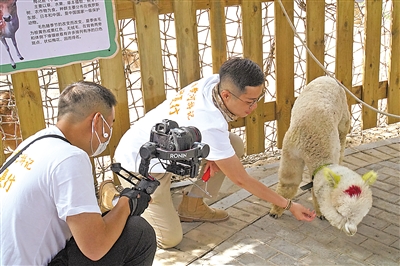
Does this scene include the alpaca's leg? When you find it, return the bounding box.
[338,110,350,163]
[312,188,324,218]
[269,146,304,218]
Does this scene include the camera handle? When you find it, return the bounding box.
[111,163,160,195]
[111,163,143,187]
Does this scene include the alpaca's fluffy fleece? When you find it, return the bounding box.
[269,76,376,236]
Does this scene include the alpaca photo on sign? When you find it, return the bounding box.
[0,0,23,69]
[269,76,377,236]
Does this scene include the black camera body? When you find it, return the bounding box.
[139,119,210,179]
[111,119,210,196]
[149,119,202,151]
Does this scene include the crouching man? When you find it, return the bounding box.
[0,81,156,266]
[100,58,316,249]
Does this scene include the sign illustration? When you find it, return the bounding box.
[0,0,118,74]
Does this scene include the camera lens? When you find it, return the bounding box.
[183,126,202,143]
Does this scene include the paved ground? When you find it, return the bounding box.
[152,137,400,266]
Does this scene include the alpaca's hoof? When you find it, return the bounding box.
[318,215,326,220]
[268,212,279,219]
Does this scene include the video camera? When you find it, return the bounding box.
[111,119,210,196]
[139,119,210,179]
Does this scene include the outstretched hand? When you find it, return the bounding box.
[290,202,316,221]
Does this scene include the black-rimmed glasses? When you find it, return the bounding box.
[228,89,265,108]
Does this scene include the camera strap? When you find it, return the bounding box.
[0,134,70,174]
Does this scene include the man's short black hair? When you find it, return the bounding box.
[219,57,265,93]
[58,81,117,122]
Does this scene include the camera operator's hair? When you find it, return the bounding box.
[219,57,265,94]
[58,81,117,122]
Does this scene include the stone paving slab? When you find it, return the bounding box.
[153,137,400,265]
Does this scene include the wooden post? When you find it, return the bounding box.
[173,0,201,88]
[388,0,400,124]
[115,0,135,20]
[242,0,265,154]
[56,64,84,92]
[100,44,130,160]
[11,72,46,139]
[134,0,166,112]
[0,136,4,166]
[98,37,129,185]
[306,0,325,84]
[275,0,294,148]
[335,0,355,108]
[362,0,382,129]
[210,0,227,73]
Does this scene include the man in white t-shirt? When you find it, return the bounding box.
[109,58,316,249]
[0,81,156,265]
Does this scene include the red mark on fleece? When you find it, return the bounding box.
[344,185,362,197]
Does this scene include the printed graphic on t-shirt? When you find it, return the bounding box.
[169,82,199,120]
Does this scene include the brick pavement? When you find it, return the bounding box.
[153,137,400,266]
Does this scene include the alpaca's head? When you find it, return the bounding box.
[317,166,377,236]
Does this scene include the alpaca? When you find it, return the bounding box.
[269,76,377,236]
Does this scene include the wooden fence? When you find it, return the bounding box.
[0,0,399,172]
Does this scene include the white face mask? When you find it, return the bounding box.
[91,114,113,157]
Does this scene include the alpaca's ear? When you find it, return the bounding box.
[362,171,377,186]
[323,167,341,188]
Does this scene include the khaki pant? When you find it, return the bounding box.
[119,132,244,249]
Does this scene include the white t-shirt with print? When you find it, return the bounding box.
[0,126,100,266]
[115,74,235,173]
